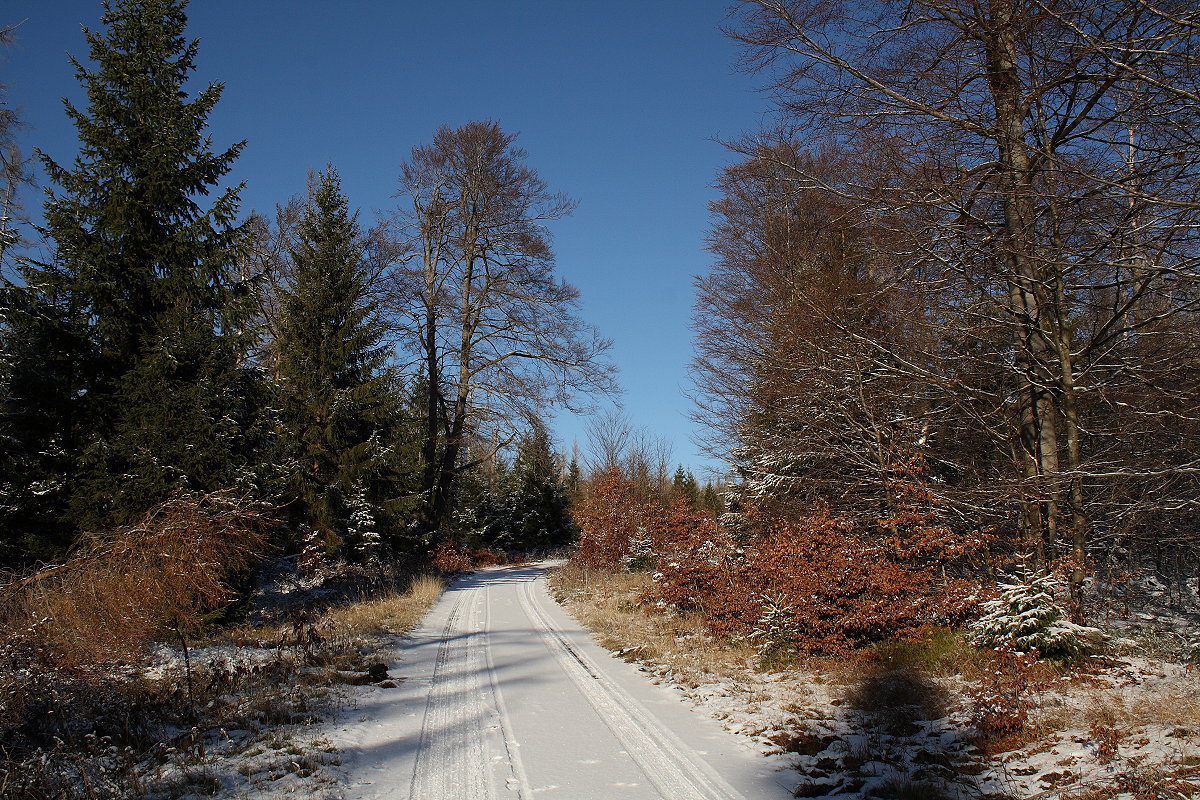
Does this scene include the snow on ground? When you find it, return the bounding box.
[103,565,1197,800]
[553,571,1200,799]
[112,640,352,799]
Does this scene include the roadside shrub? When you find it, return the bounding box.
[0,490,274,671]
[431,539,502,573]
[968,646,1046,740]
[651,507,982,655]
[623,527,656,572]
[573,467,662,569]
[751,591,801,669]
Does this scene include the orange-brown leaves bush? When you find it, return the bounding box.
[573,467,662,569]
[968,647,1047,741]
[571,457,984,657]
[652,507,982,656]
[431,540,502,573]
[0,491,274,671]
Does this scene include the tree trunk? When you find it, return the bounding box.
[985,1,1062,569]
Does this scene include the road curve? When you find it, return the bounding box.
[340,563,794,800]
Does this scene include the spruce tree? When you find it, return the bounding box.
[565,456,581,499]
[671,465,700,507]
[501,425,575,552]
[274,167,407,558]
[2,0,259,547]
[970,561,1106,662]
[0,280,92,562]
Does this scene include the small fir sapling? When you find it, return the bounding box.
[347,484,381,562]
[751,591,800,669]
[623,527,655,572]
[970,560,1105,661]
[298,525,326,573]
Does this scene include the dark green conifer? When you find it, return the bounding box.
[500,424,575,552]
[672,465,700,506]
[0,280,92,561]
[565,455,582,499]
[2,0,260,548]
[699,483,724,517]
[274,167,409,558]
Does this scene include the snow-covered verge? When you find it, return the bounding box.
[549,566,1200,800]
[0,559,442,800]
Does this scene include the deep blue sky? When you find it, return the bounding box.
[4,1,765,476]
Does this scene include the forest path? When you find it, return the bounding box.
[336,563,793,800]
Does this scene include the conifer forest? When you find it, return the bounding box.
[1,2,1200,799]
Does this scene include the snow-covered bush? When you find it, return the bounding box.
[971,564,1105,662]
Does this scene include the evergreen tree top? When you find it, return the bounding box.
[36,0,247,361]
[277,166,388,393]
[46,0,243,208]
[513,423,560,484]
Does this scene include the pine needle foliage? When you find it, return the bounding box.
[970,561,1105,662]
[2,0,261,544]
[501,424,576,552]
[0,282,92,563]
[750,591,800,669]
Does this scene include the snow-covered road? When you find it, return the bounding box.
[337,563,794,799]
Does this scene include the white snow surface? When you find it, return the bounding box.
[147,563,1197,799]
[328,563,797,799]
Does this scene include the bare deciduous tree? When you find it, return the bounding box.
[714,0,1200,617]
[391,121,616,535]
[583,408,674,500]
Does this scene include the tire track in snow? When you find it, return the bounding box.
[518,574,748,800]
[482,585,534,799]
[409,585,495,800]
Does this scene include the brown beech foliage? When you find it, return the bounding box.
[697,0,1200,621]
[430,539,502,573]
[572,466,660,569]
[570,461,984,654]
[651,501,983,655]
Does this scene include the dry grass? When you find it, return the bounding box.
[549,561,755,676]
[1026,664,1200,740]
[843,664,950,735]
[229,572,444,644]
[318,573,445,638]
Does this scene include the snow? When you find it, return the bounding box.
[553,571,1200,799]
[64,561,1195,800]
[328,563,795,799]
